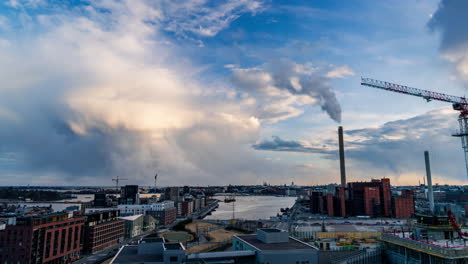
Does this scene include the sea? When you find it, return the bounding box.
[205,195,296,220]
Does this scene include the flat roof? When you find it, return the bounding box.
[187,250,256,259]
[260,228,283,233]
[112,245,163,263]
[142,237,164,243]
[236,234,316,251]
[119,214,143,221]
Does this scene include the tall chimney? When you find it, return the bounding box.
[338,126,346,187]
[424,151,435,214]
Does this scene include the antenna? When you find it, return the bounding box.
[154,173,158,190]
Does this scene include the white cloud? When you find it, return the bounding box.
[325,65,354,79]
[161,0,264,37]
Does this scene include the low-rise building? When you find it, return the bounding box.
[111,237,185,264]
[233,228,319,264]
[120,215,144,238]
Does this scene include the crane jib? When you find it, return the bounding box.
[361,77,466,105]
[361,76,468,180]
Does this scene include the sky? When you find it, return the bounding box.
[0,0,467,186]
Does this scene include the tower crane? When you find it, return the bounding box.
[361,77,468,180]
[112,176,128,192]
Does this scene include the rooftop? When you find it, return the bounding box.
[236,234,316,251]
[164,243,183,250]
[112,245,163,263]
[119,214,143,221]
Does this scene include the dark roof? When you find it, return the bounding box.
[236,234,316,251]
[112,246,163,263]
[142,237,164,243]
[164,243,183,250]
[260,228,282,233]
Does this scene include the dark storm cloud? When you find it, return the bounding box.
[0,106,156,179]
[428,0,468,83]
[252,136,333,154]
[428,0,468,53]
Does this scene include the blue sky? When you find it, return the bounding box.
[0,0,467,186]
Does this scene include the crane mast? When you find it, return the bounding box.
[361,77,468,180]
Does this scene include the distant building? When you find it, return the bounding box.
[118,201,176,226]
[311,178,409,218]
[119,185,140,205]
[94,192,108,207]
[83,209,125,254]
[165,187,180,202]
[233,229,319,264]
[0,212,84,264]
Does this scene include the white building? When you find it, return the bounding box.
[118,201,175,216]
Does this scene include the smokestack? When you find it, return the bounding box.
[424,151,435,214]
[338,126,346,187]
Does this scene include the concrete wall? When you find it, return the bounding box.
[257,229,289,243]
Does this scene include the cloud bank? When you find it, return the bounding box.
[0,0,271,185]
[0,0,346,186]
[253,108,466,184]
[253,136,333,154]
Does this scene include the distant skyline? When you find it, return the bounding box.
[0,0,467,186]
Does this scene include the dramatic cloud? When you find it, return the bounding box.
[429,0,468,82]
[231,60,345,123]
[253,136,333,154]
[0,0,278,185]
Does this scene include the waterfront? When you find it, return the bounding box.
[205,195,296,220]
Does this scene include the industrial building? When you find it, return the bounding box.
[310,177,413,218]
[310,127,415,218]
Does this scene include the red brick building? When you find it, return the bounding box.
[364,187,380,217]
[379,178,392,217]
[392,197,415,218]
[82,210,125,254]
[326,194,334,217]
[0,213,84,264]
